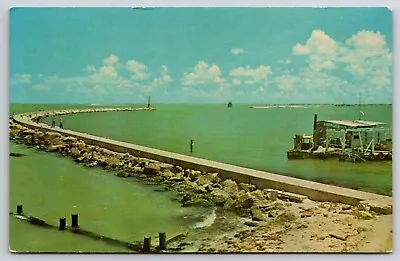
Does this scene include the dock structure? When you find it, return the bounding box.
[288,114,392,162]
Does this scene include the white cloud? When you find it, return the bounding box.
[85,65,96,72]
[231,48,245,55]
[274,75,300,91]
[103,53,119,65]
[181,61,225,86]
[11,74,32,85]
[369,69,391,87]
[126,60,149,80]
[150,65,173,88]
[292,29,392,89]
[232,79,241,85]
[292,43,310,55]
[229,65,272,84]
[32,84,49,91]
[292,30,340,71]
[90,65,119,81]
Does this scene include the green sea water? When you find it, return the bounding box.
[9,141,207,253]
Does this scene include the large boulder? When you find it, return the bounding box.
[171,165,184,174]
[250,189,266,201]
[69,147,81,158]
[236,193,254,209]
[250,206,267,221]
[105,157,123,169]
[46,144,66,152]
[143,163,161,176]
[161,169,175,180]
[221,179,239,194]
[158,163,174,171]
[196,173,221,186]
[181,197,213,208]
[188,170,202,181]
[238,183,256,192]
[210,188,231,206]
[63,136,77,143]
[23,135,33,145]
[45,132,63,145]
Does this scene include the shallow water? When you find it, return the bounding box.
[29,103,392,196]
[9,141,208,252]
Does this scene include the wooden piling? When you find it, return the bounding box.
[313,114,318,131]
[159,232,166,250]
[16,205,23,215]
[71,214,79,228]
[59,218,66,230]
[143,237,151,253]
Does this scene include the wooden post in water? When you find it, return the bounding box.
[143,237,151,253]
[59,218,66,230]
[159,232,166,250]
[17,205,23,215]
[71,214,79,228]
[313,114,318,148]
[313,114,317,131]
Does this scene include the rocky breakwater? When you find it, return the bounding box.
[9,118,393,252]
[21,107,155,123]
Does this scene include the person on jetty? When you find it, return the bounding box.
[51,115,56,128]
[59,118,64,129]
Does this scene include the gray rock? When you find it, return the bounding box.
[244,221,259,227]
[250,206,267,221]
[143,163,161,176]
[236,193,254,209]
[171,165,184,174]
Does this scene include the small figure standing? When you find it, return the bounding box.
[59,118,64,129]
[51,115,56,128]
[190,139,194,153]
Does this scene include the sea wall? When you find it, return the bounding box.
[11,108,392,213]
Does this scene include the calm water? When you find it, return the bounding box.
[23,103,392,196]
[9,103,392,252]
[9,141,206,252]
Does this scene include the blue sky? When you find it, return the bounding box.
[10,7,392,104]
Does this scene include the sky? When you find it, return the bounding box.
[9,7,392,104]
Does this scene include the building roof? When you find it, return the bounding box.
[321,120,386,128]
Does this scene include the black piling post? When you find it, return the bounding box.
[159,232,166,250]
[313,114,318,148]
[71,214,79,228]
[143,237,151,253]
[16,205,23,215]
[313,114,318,131]
[190,139,194,153]
[59,218,66,230]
